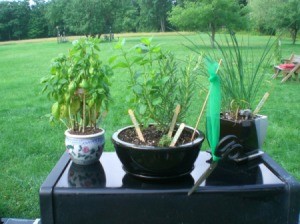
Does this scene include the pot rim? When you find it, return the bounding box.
[112,124,205,151]
[65,128,105,139]
[220,114,267,123]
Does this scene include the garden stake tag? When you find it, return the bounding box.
[191,90,210,141]
[167,105,181,138]
[188,162,218,196]
[170,123,185,147]
[128,109,145,142]
[253,92,270,115]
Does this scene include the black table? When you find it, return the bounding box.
[40,152,300,224]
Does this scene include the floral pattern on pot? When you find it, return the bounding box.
[65,129,105,165]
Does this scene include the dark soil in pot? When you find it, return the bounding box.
[118,125,195,147]
[68,127,103,135]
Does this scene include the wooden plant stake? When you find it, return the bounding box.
[253,92,270,115]
[191,59,222,141]
[191,90,210,141]
[167,105,181,138]
[170,123,185,147]
[128,109,145,142]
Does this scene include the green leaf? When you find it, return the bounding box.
[60,104,68,118]
[51,102,60,119]
[89,67,94,74]
[135,44,148,54]
[112,62,129,69]
[139,104,147,115]
[132,56,143,64]
[115,39,126,49]
[161,76,170,85]
[68,81,76,92]
[152,97,162,106]
[141,38,151,46]
[109,55,118,64]
[41,85,48,93]
[151,46,161,53]
[70,100,81,114]
[79,79,89,88]
[133,85,143,94]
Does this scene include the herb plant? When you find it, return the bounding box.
[42,37,113,133]
[215,33,274,116]
[114,37,198,132]
[188,32,275,119]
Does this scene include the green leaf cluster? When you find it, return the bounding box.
[115,37,198,131]
[41,37,113,133]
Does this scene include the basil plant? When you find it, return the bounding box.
[42,37,113,133]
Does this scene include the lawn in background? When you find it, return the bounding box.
[0,33,299,218]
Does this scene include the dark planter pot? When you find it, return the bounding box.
[220,115,268,158]
[112,125,205,179]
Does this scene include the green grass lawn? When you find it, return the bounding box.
[0,33,299,219]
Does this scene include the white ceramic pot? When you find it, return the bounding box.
[65,129,105,165]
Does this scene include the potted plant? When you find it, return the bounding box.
[207,32,275,160]
[42,37,113,165]
[111,38,205,179]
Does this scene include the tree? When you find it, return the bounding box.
[45,0,68,36]
[28,0,49,38]
[62,0,115,37]
[276,0,300,44]
[249,0,279,35]
[137,0,173,32]
[113,0,139,32]
[168,0,249,46]
[250,0,300,44]
[0,0,30,41]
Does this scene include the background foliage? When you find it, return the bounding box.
[0,0,300,43]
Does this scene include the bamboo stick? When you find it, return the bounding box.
[191,90,210,141]
[128,109,145,142]
[167,105,181,138]
[253,92,270,115]
[170,123,185,147]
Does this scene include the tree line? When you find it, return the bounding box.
[0,0,299,43]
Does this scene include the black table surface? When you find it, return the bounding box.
[54,151,284,191]
[40,151,300,224]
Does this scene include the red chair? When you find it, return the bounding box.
[273,54,300,82]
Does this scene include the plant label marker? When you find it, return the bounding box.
[253,92,270,115]
[170,123,185,147]
[191,90,210,141]
[167,105,181,138]
[216,59,222,73]
[128,109,145,142]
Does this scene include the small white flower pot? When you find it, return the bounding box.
[65,129,105,165]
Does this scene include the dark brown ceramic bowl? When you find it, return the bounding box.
[112,125,205,179]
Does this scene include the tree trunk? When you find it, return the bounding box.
[211,25,216,48]
[291,28,298,45]
[160,17,165,32]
